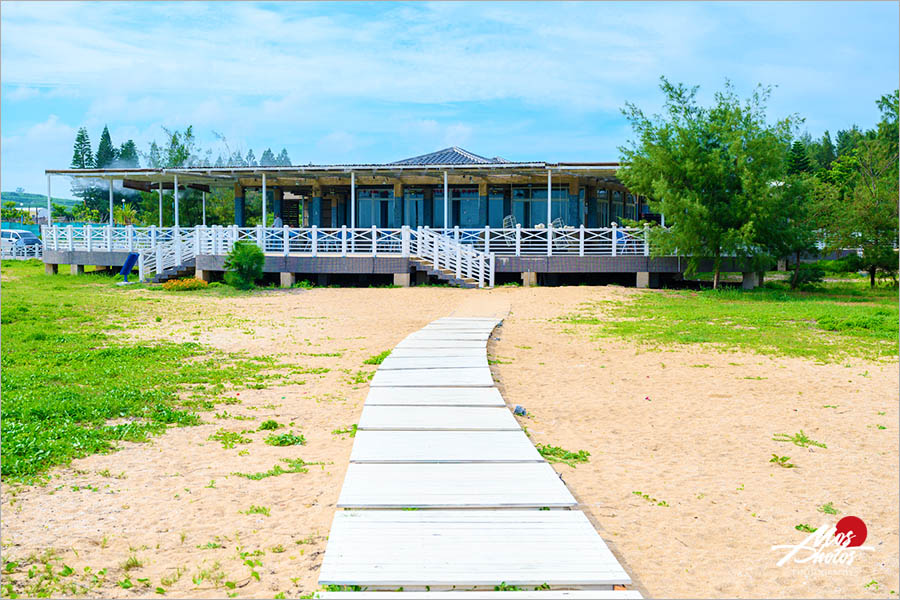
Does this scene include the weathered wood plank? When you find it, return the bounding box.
[387,347,487,358]
[337,462,575,508]
[370,367,494,388]
[394,339,488,350]
[358,406,519,431]
[364,387,505,406]
[349,430,541,463]
[318,510,632,587]
[379,355,488,370]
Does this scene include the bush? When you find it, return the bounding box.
[788,265,825,289]
[224,241,264,290]
[162,277,209,291]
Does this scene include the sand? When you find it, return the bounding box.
[1,285,896,598]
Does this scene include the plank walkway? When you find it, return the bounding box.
[318,317,640,597]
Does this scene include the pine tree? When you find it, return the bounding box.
[147,141,162,168]
[230,150,246,167]
[245,149,257,167]
[71,128,94,169]
[786,141,811,175]
[214,154,225,168]
[118,140,140,167]
[276,148,291,166]
[816,131,836,170]
[95,125,117,168]
[259,148,276,166]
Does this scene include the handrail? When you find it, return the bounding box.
[413,227,494,288]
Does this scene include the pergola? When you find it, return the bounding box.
[45,161,626,229]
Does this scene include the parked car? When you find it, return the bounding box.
[1,229,43,251]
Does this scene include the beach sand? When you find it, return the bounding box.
[1,285,896,598]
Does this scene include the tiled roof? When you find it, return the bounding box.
[391,147,510,166]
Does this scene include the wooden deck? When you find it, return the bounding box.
[318,316,639,596]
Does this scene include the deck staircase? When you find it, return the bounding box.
[150,258,196,284]
[137,232,196,284]
[409,257,479,288]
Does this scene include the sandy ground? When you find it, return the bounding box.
[1,285,897,598]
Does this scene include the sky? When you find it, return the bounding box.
[1,1,897,198]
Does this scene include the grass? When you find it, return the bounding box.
[208,429,252,449]
[232,458,320,480]
[331,425,358,437]
[258,419,282,431]
[818,501,839,515]
[632,490,669,507]
[0,260,284,481]
[535,444,590,467]
[561,280,898,362]
[363,350,391,365]
[772,430,827,449]
[241,505,270,517]
[769,454,796,468]
[264,431,306,446]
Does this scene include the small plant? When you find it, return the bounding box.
[346,370,375,385]
[331,425,358,438]
[121,554,143,572]
[795,524,817,533]
[209,429,252,449]
[265,431,306,446]
[769,454,796,468]
[258,419,282,431]
[633,491,669,507]
[773,430,827,449]
[223,241,264,290]
[162,277,208,291]
[363,351,391,365]
[789,264,824,289]
[494,582,522,591]
[535,444,590,467]
[233,457,320,480]
[818,502,839,515]
[241,505,270,517]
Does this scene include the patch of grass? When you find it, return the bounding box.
[258,419,282,431]
[121,554,143,572]
[363,351,390,365]
[535,444,590,467]
[0,260,286,481]
[209,429,252,450]
[633,490,669,507]
[560,281,898,362]
[241,505,270,517]
[346,370,375,385]
[232,458,321,480]
[264,431,306,446]
[769,454,796,468]
[818,501,839,515]
[795,524,817,533]
[331,425,358,438]
[773,430,827,449]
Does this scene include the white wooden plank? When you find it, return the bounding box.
[364,387,505,407]
[358,406,519,431]
[404,331,491,341]
[434,317,502,323]
[388,347,487,358]
[317,592,642,599]
[422,323,499,331]
[379,355,488,370]
[349,430,541,463]
[371,367,494,388]
[337,462,575,508]
[394,339,488,350]
[318,510,632,587]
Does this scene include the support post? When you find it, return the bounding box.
[109,178,114,227]
[45,262,58,275]
[643,223,650,256]
[515,224,521,256]
[350,172,356,252]
[611,221,618,257]
[393,272,410,287]
[742,271,761,290]
[158,182,163,227]
[202,192,207,226]
[443,171,449,232]
[70,264,84,275]
[546,168,552,226]
[521,271,537,287]
[283,225,290,257]
[261,173,267,227]
[311,226,318,257]
[173,175,179,228]
[484,226,491,253]
[579,224,585,256]
[234,184,245,227]
[401,225,410,257]
[195,268,212,282]
[46,174,52,226]
[280,272,296,288]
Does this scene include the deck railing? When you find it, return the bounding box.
[43,224,651,258]
[1,244,43,260]
[415,227,494,288]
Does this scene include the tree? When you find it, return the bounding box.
[51,203,73,221]
[95,125,117,168]
[787,140,811,175]
[618,77,798,288]
[146,141,162,168]
[163,126,198,167]
[71,127,94,169]
[815,131,836,171]
[836,126,864,157]
[259,148,276,167]
[113,204,138,225]
[118,140,140,167]
[245,149,257,167]
[276,148,291,166]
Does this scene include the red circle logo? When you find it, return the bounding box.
[834,516,867,547]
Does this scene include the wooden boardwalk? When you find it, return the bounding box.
[318,317,640,597]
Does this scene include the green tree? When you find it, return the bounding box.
[814,131,836,171]
[787,140,811,175]
[246,149,257,167]
[224,241,264,289]
[95,125,117,168]
[118,140,140,167]
[71,127,94,169]
[162,126,197,167]
[618,77,798,288]
[259,148,276,166]
[276,148,291,166]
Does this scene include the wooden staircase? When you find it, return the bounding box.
[409,257,479,288]
[151,257,196,284]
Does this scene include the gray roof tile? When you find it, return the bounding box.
[391,147,509,165]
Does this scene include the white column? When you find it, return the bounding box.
[261,173,267,227]
[173,175,180,228]
[546,169,552,226]
[350,171,356,229]
[46,174,52,225]
[158,182,163,228]
[443,171,449,231]
[109,179,114,226]
[202,192,207,226]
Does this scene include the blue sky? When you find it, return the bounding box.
[1,1,897,198]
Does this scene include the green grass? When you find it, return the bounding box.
[232,458,319,480]
[561,280,898,361]
[264,431,306,446]
[535,444,590,467]
[0,260,284,481]
[363,350,390,365]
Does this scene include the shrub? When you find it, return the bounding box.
[265,431,305,446]
[224,241,264,290]
[788,265,824,289]
[162,277,208,291]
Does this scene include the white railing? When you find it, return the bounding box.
[1,244,43,260]
[414,227,494,288]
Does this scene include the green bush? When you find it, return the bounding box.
[788,265,824,289]
[224,242,264,290]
